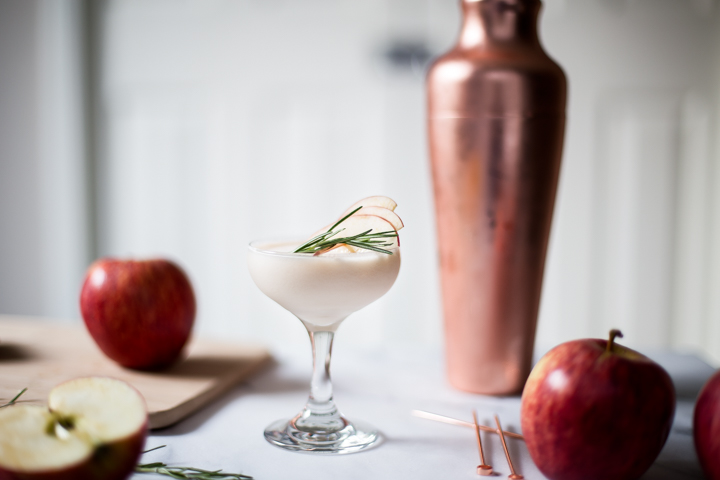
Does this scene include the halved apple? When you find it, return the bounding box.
[0,377,147,480]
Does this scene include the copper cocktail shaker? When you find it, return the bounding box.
[427,0,566,395]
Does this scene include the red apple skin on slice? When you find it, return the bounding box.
[351,206,403,231]
[520,337,675,480]
[341,196,397,216]
[305,197,402,243]
[302,214,400,254]
[80,259,196,370]
[694,370,720,480]
[0,377,147,480]
[323,214,399,250]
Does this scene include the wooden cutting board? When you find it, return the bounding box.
[0,315,272,429]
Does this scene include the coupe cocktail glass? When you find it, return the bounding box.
[247,239,401,454]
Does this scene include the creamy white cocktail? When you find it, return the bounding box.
[247,196,402,454]
[247,240,400,331]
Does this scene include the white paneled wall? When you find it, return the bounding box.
[708,21,720,365]
[536,0,720,361]
[0,0,89,320]
[593,92,684,347]
[93,0,720,359]
[36,0,91,320]
[2,0,718,362]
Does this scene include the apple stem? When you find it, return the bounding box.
[606,329,624,353]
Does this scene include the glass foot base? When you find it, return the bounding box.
[264,417,382,454]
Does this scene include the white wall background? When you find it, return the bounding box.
[0,0,90,320]
[1,0,720,364]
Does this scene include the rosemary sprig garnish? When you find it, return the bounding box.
[0,388,27,408]
[294,206,398,255]
[136,445,252,479]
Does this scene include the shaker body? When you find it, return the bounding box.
[427,0,567,394]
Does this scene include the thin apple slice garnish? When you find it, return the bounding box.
[315,243,358,255]
[306,223,333,241]
[351,206,403,231]
[297,197,401,255]
[333,214,399,246]
[0,377,147,480]
[340,195,397,216]
[305,206,403,240]
[311,214,399,256]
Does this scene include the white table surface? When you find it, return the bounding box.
[131,345,715,480]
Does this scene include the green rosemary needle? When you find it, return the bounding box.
[135,463,252,479]
[294,206,398,255]
[0,388,27,408]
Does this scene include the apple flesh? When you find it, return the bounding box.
[521,330,675,480]
[349,206,404,231]
[0,377,147,480]
[308,201,404,240]
[694,369,720,480]
[80,258,196,370]
[303,197,403,255]
[313,214,399,256]
[328,214,399,247]
[340,195,397,215]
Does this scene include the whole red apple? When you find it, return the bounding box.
[0,377,147,480]
[694,369,720,480]
[521,330,675,480]
[80,258,196,370]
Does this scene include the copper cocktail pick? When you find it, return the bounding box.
[494,415,523,479]
[411,410,524,440]
[472,410,493,476]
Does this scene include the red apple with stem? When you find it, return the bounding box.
[694,369,720,480]
[80,258,196,370]
[0,377,147,480]
[521,330,675,480]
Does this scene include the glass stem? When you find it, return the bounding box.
[309,330,334,408]
[294,328,345,434]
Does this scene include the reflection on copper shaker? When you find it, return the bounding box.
[427,0,566,395]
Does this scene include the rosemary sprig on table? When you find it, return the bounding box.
[136,462,252,480]
[136,445,252,479]
[0,388,27,408]
[294,206,398,255]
